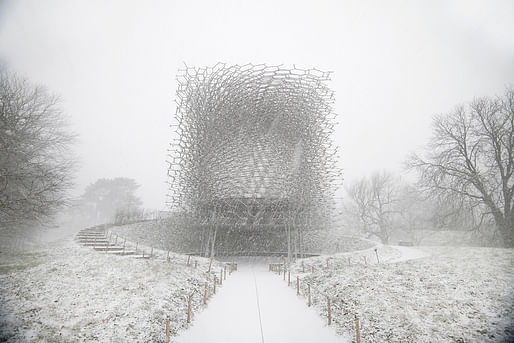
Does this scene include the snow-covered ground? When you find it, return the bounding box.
[0,231,227,342]
[175,262,346,343]
[286,246,514,342]
[3,226,513,343]
[387,245,430,263]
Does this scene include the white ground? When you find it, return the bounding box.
[2,227,513,343]
[387,245,430,263]
[0,232,224,343]
[289,245,514,342]
[175,262,347,343]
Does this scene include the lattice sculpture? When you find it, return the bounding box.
[167,63,341,259]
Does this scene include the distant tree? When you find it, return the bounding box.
[80,177,142,224]
[396,184,433,245]
[346,171,401,244]
[0,69,75,230]
[408,87,514,247]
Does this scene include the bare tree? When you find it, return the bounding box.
[408,87,514,247]
[396,185,433,245]
[0,69,75,230]
[346,171,400,244]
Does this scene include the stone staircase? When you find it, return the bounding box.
[75,227,140,256]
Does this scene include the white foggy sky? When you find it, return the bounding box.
[0,0,513,209]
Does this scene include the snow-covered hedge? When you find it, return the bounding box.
[110,220,201,254]
[110,219,376,255]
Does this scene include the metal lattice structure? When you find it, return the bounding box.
[167,63,340,259]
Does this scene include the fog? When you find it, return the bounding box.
[1,0,513,209]
[1,2,514,341]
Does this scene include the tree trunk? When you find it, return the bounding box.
[286,222,291,264]
[294,225,298,260]
[498,220,514,248]
[210,225,218,258]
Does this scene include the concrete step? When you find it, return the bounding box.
[77,237,108,240]
[80,242,112,247]
[109,251,137,256]
[93,246,125,251]
[77,236,106,239]
[77,236,107,239]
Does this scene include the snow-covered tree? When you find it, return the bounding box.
[408,87,514,247]
[346,171,401,244]
[79,177,142,224]
[0,69,75,230]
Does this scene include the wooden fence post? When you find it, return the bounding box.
[213,276,217,294]
[220,269,223,285]
[308,284,311,307]
[166,315,170,343]
[296,276,300,295]
[208,258,213,273]
[374,248,380,264]
[187,294,192,323]
[326,259,329,268]
[187,255,191,265]
[302,262,305,273]
[195,260,198,269]
[288,271,291,286]
[283,267,286,281]
[167,250,170,262]
[224,265,226,280]
[327,297,332,325]
[203,283,208,305]
[355,315,361,343]
[142,250,145,258]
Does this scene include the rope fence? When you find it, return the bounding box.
[268,253,383,343]
[76,225,238,343]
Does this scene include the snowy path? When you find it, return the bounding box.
[175,263,344,343]
[387,245,430,263]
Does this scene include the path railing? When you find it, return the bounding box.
[268,252,382,343]
[76,225,238,342]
